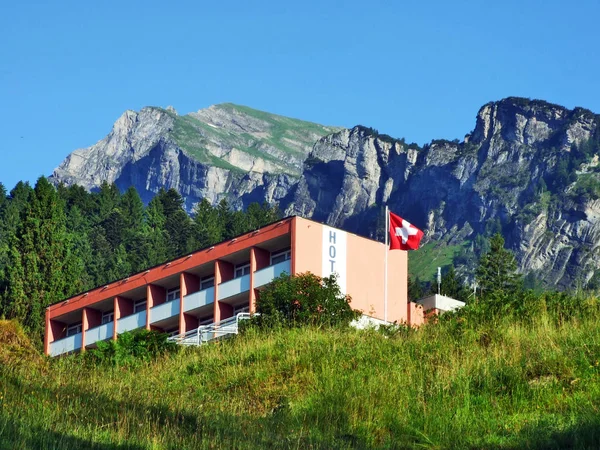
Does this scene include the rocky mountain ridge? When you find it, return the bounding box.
[50,98,600,288]
[51,104,339,208]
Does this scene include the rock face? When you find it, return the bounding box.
[287,98,600,288]
[51,98,600,288]
[51,104,339,209]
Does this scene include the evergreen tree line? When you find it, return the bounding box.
[408,232,523,305]
[0,177,280,343]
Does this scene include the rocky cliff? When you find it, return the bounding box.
[51,98,600,288]
[51,104,339,209]
[287,98,600,288]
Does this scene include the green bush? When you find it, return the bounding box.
[251,272,359,329]
[86,329,178,367]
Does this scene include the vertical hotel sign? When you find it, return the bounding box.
[322,226,347,294]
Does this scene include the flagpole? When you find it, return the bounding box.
[384,205,389,323]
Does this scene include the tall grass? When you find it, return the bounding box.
[2,297,600,449]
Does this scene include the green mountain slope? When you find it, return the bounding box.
[170,103,341,176]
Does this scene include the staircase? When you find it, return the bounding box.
[167,313,252,346]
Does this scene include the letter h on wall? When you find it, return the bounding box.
[329,230,336,272]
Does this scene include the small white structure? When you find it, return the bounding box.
[350,314,390,330]
[417,294,465,313]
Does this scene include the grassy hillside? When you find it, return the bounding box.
[408,240,468,282]
[2,303,600,449]
[171,114,247,173]
[220,103,341,156]
[170,104,341,176]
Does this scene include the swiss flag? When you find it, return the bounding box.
[389,212,424,251]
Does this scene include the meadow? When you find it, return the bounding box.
[1,294,600,449]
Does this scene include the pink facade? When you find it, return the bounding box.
[293,217,413,323]
[45,216,420,357]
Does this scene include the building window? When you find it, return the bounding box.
[134,299,147,313]
[101,311,114,325]
[66,323,82,337]
[233,304,249,315]
[201,276,214,290]
[271,248,291,265]
[235,263,250,278]
[166,287,180,302]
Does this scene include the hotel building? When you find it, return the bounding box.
[45,216,425,357]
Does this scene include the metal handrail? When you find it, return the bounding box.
[167,312,254,346]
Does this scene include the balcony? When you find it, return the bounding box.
[117,311,146,334]
[85,322,114,347]
[150,299,180,324]
[218,274,250,300]
[254,260,291,288]
[49,333,82,357]
[184,287,214,312]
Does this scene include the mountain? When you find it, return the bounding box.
[50,104,340,209]
[288,98,600,288]
[50,98,600,288]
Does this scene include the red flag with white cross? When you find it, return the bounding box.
[388,212,424,251]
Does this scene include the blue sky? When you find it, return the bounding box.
[1,0,599,191]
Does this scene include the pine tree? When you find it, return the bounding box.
[120,186,150,272]
[59,183,97,218]
[120,186,144,231]
[156,189,193,259]
[108,244,132,281]
[96,181,121,221]
[217,199,233,238]
[4,177,81,342]
[88,228,113,285]
[143,195,168,266]
[228,210,249,238]
[0,183,8,317]
[475,233,521,298]
[4,182,33,236]
[102,209,126,248]
[0,182,33,317]
[246,202,264,231]
[192,198,223,248]
[64,205,95,291]
[246,202,281,230]
[0,182,6,211]
[5,244,27,322]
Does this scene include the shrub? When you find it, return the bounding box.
[0,320,43,368]
[252,272,359,329]
[86,329,178,367]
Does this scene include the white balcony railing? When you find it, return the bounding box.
[85,322,113,346]
[184,287,214,312]
[150,299,179,324]
[49,332,82,357]
[117,311,146,334]
[254,260,291,288]
[217,274,250,300]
